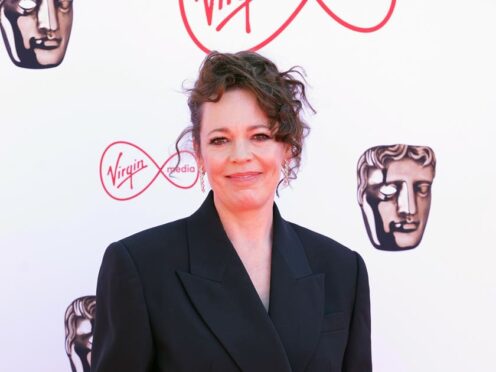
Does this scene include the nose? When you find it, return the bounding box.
[230,140,253,163]
[37,0,59,32]
[397,181,417,215]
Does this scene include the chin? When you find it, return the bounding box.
[219,189,272,212]
[393,234,422,249]
[35,52,66,67]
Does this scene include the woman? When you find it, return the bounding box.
[91,51,371,372]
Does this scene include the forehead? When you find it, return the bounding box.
[200,89,268,133]
[385,158,434,183]
[2,0,37,12]
[3,0,37,6]
[3,0,19,9]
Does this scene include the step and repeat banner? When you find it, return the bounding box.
[1,0,495,371]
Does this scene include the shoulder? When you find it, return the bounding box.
[288,222,366,277]
[121,218,187,251]
[104,217,189,272]
[289,222,357,259]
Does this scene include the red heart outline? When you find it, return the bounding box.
[179,0,309,53]
[316,0,396,33]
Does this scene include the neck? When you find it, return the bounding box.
[213,195,274,251]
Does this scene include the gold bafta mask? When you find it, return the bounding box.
[0,0,73,68]
[357,144,436,251]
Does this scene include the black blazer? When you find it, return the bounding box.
[91,193,371,372]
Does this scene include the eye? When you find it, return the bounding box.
[415,182,431,197]
[379,184,398,199]
[252,133,271,142]
[209,136,228,146]
[17,0,38,13]
[56,0,73,12]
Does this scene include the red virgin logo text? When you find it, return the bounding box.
[99,141,199,201]
[180,0,396,53]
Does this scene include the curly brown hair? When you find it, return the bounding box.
[176,51,314,189]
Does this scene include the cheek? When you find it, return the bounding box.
[416,197,431,223]
[58,11,73,38]
[259,146,286,168]
[377,201,397,230]
[201,152,225,176]
[17,16,39,48]
[266,156,282,174]
[262,160,283,184]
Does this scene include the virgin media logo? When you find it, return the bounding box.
[180,0,396,53]
[99,141,199,201]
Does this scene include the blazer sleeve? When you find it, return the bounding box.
[343,252,372,372]
[91,242,155,372]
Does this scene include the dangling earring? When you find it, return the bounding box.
[199,166,206,193]
[282,161,290,186]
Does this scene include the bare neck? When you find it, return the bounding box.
[214,196,274,252]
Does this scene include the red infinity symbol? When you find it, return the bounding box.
[316,0,396,33]
[99,141,199,201]
[180,0,397,53]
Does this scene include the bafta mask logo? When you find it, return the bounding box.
[0,0,73,69]
[357,144,436,251]
[64,296,96,372]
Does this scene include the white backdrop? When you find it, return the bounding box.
[1,0,495,371]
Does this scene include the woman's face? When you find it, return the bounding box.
[198,88,289,213]
[0,0,73,68]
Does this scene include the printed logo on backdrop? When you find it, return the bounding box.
[100,141,199,201]
[357,144,436,251]
[180,0,396,53]
[0,0,73,69]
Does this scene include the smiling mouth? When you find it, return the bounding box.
[226,172,262,182]
[390,221,419,232]
[30,37,62,50]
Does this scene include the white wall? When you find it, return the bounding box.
[1,0,495,370]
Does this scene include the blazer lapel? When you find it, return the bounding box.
[176,193,292,372]
[268,206,325,372]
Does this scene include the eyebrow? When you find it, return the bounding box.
[207,124,270,136]
[385,178,433,184]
